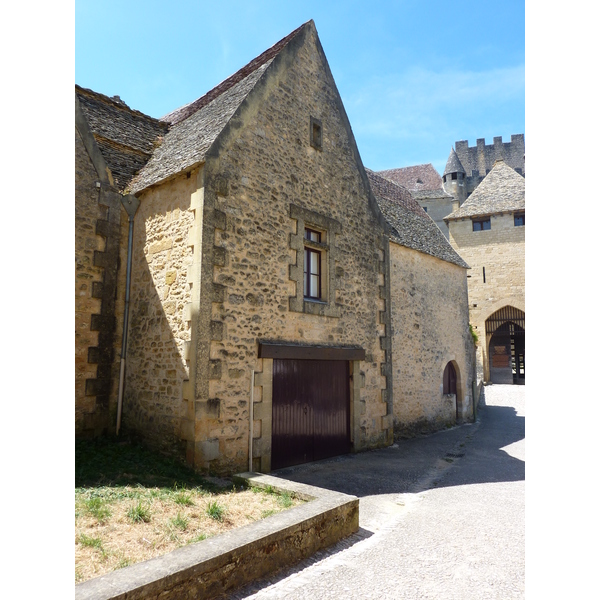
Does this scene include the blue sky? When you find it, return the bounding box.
[75,0,525,175]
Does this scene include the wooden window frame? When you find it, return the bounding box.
[304,228,322,300]
[310,117,322,151]
[472,218,491,231]
[289,204,341,317]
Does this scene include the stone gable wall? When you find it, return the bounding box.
[194,25,392,473]
[448,213,525,382]
[389,243,473,434]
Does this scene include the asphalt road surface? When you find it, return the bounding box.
[231,385,525,600]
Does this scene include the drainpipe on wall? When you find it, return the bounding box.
[116,194,140,435]
[249,370,255,472]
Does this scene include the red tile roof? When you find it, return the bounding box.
[377,163,442,192]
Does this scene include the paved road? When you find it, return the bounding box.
[232,385,525,600]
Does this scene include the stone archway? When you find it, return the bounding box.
[442,359,466,422]
[485,306,525,385]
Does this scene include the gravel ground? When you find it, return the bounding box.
[231,385,525,600]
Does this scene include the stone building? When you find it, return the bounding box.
[75,20,474,473]
[367,170,475,434]
[444,160,525,385]
[75,86,168,437]
[377,163,455,239]
[442,135,525,206]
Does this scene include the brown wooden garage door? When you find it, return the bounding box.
[271,359,350,470]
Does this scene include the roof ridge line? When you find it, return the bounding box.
[161,21,310,126]
[75,85,165,126]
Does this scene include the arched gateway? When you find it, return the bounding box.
[485,306,525,385]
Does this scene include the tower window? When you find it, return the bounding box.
[514,213,525,227]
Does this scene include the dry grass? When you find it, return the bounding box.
[75,437,304,584]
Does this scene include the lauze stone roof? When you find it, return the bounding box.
[128,22,307,194]
[76,22,308,195]
[75,86,168,192]
[445,160,525,221]
[377,163,443,192]
[366,170,468,268]
[443,148,466,176]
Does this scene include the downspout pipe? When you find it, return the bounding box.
[117,194,140,435]
[249,370,255,472]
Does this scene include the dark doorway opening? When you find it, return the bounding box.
[443,361,458,419]
[486,307,525,385]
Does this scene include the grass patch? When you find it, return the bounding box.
[127,501,152,523]
[75,436,305,584]
[170,512,189,531]
[277,491,293,508]
[78,533,104,550]
[206,500,225,521]
[85,497,111,523]
[173,490,195,506]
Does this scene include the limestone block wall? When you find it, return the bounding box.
[75,128,105,435]
[193,25,392,473]
[448,213,525,382]
[417,196,454,238]
[389,242,473,434]
[124,170,199,455]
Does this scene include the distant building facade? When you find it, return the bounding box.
[367,170,475,434]
[444,160,525,385]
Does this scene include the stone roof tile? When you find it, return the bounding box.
[128,22,308,194]
[377,163,443,192]
[75,85,168,192]
[445,160,525,221]
[443,147,466,176]
[366,170,468,268]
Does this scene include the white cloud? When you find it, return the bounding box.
[345,64,525,141]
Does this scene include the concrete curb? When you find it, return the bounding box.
[75,472,359,600]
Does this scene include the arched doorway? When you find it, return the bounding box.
[485,306,525,385]
[443,361,459,421]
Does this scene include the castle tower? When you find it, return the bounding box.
[442,147,467,206]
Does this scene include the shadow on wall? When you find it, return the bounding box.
[121,197,191,460]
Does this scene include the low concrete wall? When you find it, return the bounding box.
[76,473,359,600]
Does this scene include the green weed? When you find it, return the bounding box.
[206,500,225,521]
[127,501,151,523]
[277,492,293,508]
[85,497,111,523]
[117,557,132,570]
[78,533,104,550]
[173,491,195,506]
[170,512,189,531]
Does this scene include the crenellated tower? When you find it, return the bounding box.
[445,134,524,203]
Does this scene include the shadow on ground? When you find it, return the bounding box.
[270,386,524,498]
